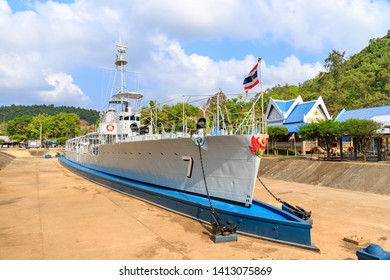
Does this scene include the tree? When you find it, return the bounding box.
[169,103,201,131]
[324,49,346,91]
[226,94,259,131]
[0,104,98,123]
[29,114,54,140]
[264,84,300,102]
[5,116,33,138]
[205,91,228,109]
[4,113,81,142]
[267,126,289,153]
[205,91,229,130]
[141,102,201,133]
[295,31,390,116]
[50,113,81,138]
[56,137,68,146]
[11,134,27,143]
[0,122,6,135]
[299,120,342,160]
[324,50,346,72]
[341,119,381,161]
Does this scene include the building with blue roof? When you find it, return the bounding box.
[335,105,390,160]
[266,95,331,133]
[265,97,389,159]
[335,105,390,135]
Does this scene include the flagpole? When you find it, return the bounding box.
[257,57,264,134]
[294,135,297,157]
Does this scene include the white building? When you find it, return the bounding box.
[266,95,331,132]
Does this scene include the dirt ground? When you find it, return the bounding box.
[0,149,389,260]
[260,157,390,196]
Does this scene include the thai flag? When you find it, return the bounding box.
[243,63,259,91]
[288,133,295,141]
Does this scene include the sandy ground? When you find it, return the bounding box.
[0,149,389,260]
[260,157,390,196]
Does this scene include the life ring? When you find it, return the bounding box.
[106,123,115,131]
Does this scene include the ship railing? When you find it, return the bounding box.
[118,133,163,142]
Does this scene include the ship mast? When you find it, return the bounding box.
[115,43,128,95]
[108,42,143,116]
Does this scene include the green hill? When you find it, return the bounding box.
[0,104,99,124]
[266,30,390,117]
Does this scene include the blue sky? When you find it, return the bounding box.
[1,0,389,111]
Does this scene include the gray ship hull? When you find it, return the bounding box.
[65,135,261,206]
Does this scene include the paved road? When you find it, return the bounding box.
[1,150,389,260]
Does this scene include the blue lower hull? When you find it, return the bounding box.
[59,157,318,250]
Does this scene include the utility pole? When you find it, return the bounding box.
[40,123,42,149]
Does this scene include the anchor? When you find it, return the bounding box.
[210,205,238,243]
[281,202,312,222]
[196,117,238,243]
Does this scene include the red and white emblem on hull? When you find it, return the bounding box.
[249,134,268,156]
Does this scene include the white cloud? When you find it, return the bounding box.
[0,50,46,90]
[256,0,390,53]
[127,0,390,53]
[0,0,388,108]
[143,36,323,101]
[39,72,90,106]
[132,0,250,40]
[0,0,11,14]
[264,55,325,88]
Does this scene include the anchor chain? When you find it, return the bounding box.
[197,140,237,236]
[257,175,284,203]
[257,176,312,221]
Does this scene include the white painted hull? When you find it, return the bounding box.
[65,135,260,206]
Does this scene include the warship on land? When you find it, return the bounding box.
[60,43,316,249]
